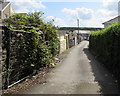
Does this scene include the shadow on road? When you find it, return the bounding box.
[83,47,120,95]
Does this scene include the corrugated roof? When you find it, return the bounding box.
[0,2,9,11]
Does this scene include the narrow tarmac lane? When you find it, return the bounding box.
[21,41,119,94]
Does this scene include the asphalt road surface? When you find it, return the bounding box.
[21,41,119,94]
[0,46,2,94]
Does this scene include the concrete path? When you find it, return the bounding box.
[21,41,119,94]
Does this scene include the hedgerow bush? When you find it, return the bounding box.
[89,22,120,82]
[2,12,60,88]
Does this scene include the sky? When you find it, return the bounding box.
[9,0,120,28]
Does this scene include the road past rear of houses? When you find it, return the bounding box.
[20,41,119,94]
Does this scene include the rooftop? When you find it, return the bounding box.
[102,16,120,24]
[0,2,10,11]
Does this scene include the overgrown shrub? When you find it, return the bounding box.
[2,12,60,88]
[89,22,120,83]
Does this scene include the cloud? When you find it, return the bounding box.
[97,9,117,17]
[61,7,93,20]
[61,8,77,16]
[101,0,119,17]
[61,7,95,27]
[103,0,119,11]
[61,0,119,27]
[45,16,68,27]
[37,0,103,2]
[96,0,119,24]
[76,8,94,19]
[9,0,119,27]
[9,0,46,13]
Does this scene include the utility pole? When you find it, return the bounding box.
[77,19,80,43]
[77,19,79,33]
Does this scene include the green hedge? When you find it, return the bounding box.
[89,22,120,80]
[2,12,60,89]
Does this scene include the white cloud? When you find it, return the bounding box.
[97,9,117,17]
[96,0,119,25]
[38,0,102,2]
[61,7,93,20]
[103,0,119,9]
[9,0,46,13]
[9,0,119,27]
[102,0,119,16]
[61,7,95,27]
[45,16,68,27]
[62,8,77,16]
[76,8,94,20]
[61,0,119,27]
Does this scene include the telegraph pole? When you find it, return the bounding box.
[77,19,79,33]
[77,19,80,43]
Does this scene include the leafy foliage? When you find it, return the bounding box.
[89,22,120,83]
[2,12,60,88]
[4,12,44,30]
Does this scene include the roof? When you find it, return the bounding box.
[59,27,102,31]
[0,2,10,11]
[102,16,120,24]
[77,30,94,34]
[59,29,96,35]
